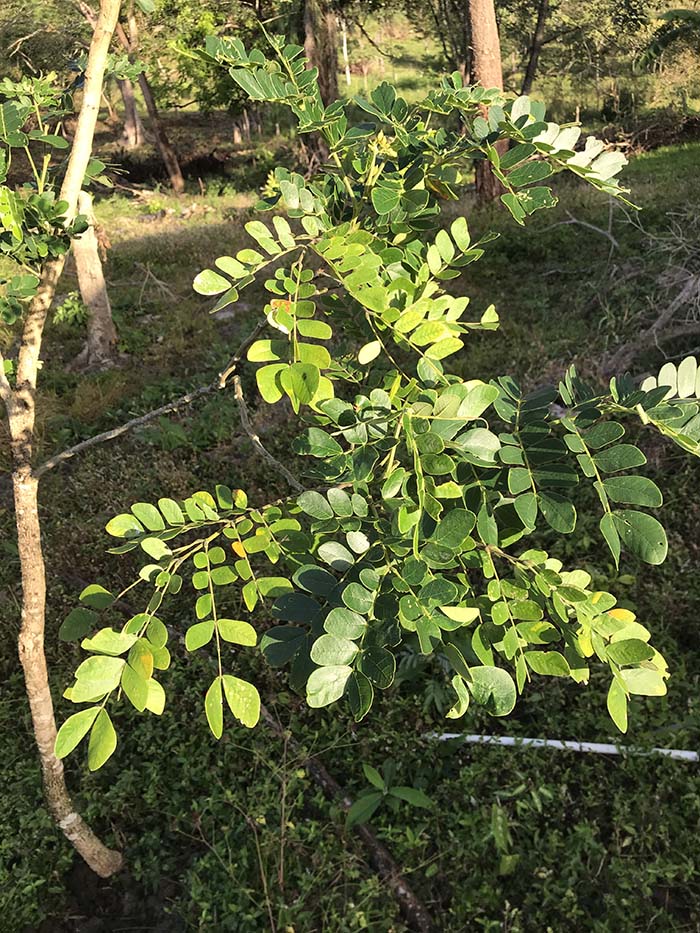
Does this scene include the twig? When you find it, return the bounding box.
[536,211,620,250]
[232,374,304,493]
[261,706,434,932]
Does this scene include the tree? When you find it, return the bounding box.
[0,0,123,877]
[520,0,549,94]
[468,0,506,203]
[52,34,700,789]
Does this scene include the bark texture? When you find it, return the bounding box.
[521,0,550,95]
[73,190,118,369]
[304,0,339,106]
[2,0,124,878]
[468,0,506,204]
[117,76,145,147]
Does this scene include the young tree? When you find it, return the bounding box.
[0,0,123,877]
[117,74,145,146]
[468,0,506,203]
[520,0,549,94]
[53,34,700,797]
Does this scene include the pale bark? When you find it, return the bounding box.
[73,190,119,369]
[468,0,506,204]
[521,0,550,95]
[304,0,339,106]
[2,0,124,878]
[117,76,145,147]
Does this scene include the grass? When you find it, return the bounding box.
[2,114,700,932]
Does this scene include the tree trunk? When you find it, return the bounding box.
[521,0,550,95]
[468,0,506,204]
[304,0,339,106]
[136,69,185,193]
[73,190,118,369]
[117,76,145,147]
[0,0,124,879]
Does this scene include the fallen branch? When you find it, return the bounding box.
[261,706,434,932]
[604,274,700,375]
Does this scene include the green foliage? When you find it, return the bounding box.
[0,74,86,323]
[58,34,700,770]
[346,760,433,828]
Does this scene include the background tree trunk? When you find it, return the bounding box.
[117,76,145,147]
[3,0,124,879]
[521,0,550,95]
[73,190,119,369]
[468,0,506,204]
[304,0,339,106]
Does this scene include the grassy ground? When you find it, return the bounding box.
[2,106,700,933]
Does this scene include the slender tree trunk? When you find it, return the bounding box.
[117,76,145,147]
[73,190,118,369]
[521,0,550,95]
[135,69,185,193]
[1,0,124,879]
[468,0,506,204]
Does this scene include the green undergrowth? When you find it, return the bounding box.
[2,143,700,931]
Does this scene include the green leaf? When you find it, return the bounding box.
[79,584,115,609]
[217,619,257,645]
[606,639,655,665]
[59,607,97,642]
[468,666,517,716]
[325,607,367,639]
[54,707,100,759]
[317,541,355,571]
[359,647,395,689]
[362,763,385,790]
[121,663,149,712]
[193,269,231,296]
[620,668,667,696]
[607,679,628,733]
[280,362,320,410]
[371,185,401,215]
[158,497,185,525]
[358,340,382,364]
[222,675,260,727]
[389,786,433,808]
[87,709,117,771]
[186,620,215,651]
[346,791,383,828]
[600,513,621,566]
[446,674,470,718]
[612,510,668,565]
[525,651,570,676]
[347,670,374,721]
[306,665,353,707]
[105,513,144,538]
[74,655,125,695]
[81,628,137,656]
[310,634,359,666]
[205,676,224,738]
[131,502,165,531]
[594,444,646,473]
[601,476,662,507]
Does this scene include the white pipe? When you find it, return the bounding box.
[427,733,698,762]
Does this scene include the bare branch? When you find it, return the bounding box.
[33,320,271,479]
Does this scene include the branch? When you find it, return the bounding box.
[535,211,620,250]
[32,319,307,498]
